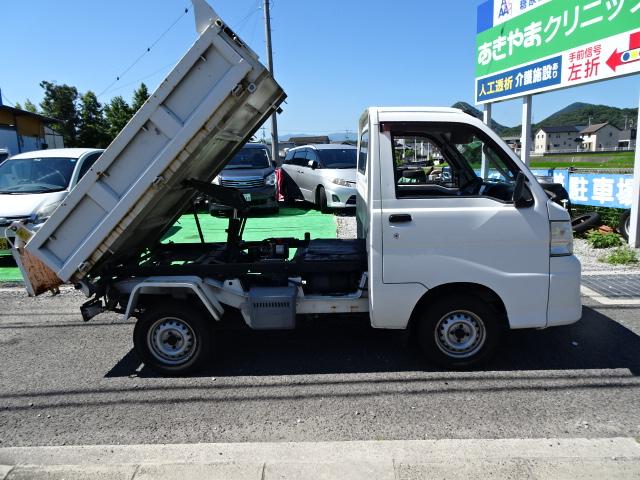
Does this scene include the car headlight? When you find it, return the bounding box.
[212,176,221,185]
[32,201,62,225]
[550,221,573,256]
[265,172,276,186]
[332,178,355,187]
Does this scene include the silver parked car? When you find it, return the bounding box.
[280,144,357,211]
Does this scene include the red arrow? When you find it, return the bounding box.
[607,48,623,71]
[607,31,640,72]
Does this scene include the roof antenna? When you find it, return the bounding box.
[192,0,218,35]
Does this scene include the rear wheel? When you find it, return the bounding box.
[317,186,329,213]
[417,295,501,368]
[133,302,212,376]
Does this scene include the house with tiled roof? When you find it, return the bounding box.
[579,123,621,152]
[534,126,583,154]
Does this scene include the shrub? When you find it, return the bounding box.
[600,246,639,265]
[585,230,623,249]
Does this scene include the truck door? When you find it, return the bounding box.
[379,122,551,328]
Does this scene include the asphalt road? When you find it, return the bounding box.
[1,289,639,448]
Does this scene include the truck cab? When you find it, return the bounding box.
[356,107,580,364]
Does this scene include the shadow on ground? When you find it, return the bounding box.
[106,306,640,378]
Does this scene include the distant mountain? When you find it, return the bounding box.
[500,102,638,136]
[451,102,509,134]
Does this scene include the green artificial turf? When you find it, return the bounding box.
[162,207,337,244]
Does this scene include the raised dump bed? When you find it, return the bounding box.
[15,0,286,295]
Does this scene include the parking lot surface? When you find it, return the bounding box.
[0,289,639,447]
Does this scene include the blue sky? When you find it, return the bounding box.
[1,0,638,136]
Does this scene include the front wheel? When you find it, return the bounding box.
[417,295,501,368]
[317,186,329,213]
[133,302,212,376]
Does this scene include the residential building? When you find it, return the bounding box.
[533,126,581,154]
[0,104,62,156]
[579,123,621,151]
[618,128,636,149]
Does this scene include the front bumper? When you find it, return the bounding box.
[210,185,278,211]
[325,184,357,208]
[547,255,582,327]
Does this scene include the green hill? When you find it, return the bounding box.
[498,102,637,136]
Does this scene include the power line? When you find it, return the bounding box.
[1,91,15,107]
[100,62,176,98]
[97,6,190,98]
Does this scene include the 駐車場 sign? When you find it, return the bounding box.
[476,0,640,104]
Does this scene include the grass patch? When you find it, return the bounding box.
[585,230,623,249]
[600,246,639,265]
[530,160,634,169]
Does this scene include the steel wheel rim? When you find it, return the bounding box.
[434,310,486,359]
[147,317,197,365]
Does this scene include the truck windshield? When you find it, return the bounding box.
[318,149,357,169]
[0,157,76,194]
[226,147,271,169]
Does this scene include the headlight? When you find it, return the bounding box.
[550,221,573,256]
[32,201,62,225]
[332,178,355,187]
[212,176,221,185]
[265,172,276,186]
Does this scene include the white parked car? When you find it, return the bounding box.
[0,148,103,251]
[281,144,357,211]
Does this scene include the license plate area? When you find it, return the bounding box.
[243,193,252,202]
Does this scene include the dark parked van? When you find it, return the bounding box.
[210,143,279,214]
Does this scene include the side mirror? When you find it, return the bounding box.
[512,172,530,208]
[308,160,319,169]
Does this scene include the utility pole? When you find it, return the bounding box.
[263,0,279,162]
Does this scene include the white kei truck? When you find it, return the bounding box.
[8,0,581,375]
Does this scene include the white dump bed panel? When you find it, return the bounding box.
[25,12,285,284]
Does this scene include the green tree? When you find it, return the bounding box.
[24,100,38,113]
[14,102,22,110]
[39,81,80,146]
[104,96,132,142]
[78,91,109,148]
[131,83,150,113]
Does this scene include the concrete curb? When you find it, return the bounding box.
[1,438,639,479]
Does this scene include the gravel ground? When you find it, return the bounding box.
[574,238,640,273]
[335,213,357,239]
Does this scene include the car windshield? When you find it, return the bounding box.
[226,147,270,169]
[0,157,76,194]
[318,149,357,169]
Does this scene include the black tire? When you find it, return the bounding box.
[619,209,631,241]
[133,302,212,376]
[417,295,501,369]
[571,212,601,234]
[317,186,329,213]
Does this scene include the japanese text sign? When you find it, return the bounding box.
[476,0,640,104]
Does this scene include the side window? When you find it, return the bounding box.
[357,130,368,174]
[390,124,523,202]
[306,149,318,164]
[293,149,307,166]
[77,152,101,180]
[283,150,296,165]
[392,134,457,198]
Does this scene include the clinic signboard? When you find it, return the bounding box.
[475,0,640,104]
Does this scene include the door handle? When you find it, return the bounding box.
[389,214,412,224]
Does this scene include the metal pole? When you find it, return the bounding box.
[521,95,532,166]
[481,103,492,178]
[263,0,279,163]
[629,89,640,248]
